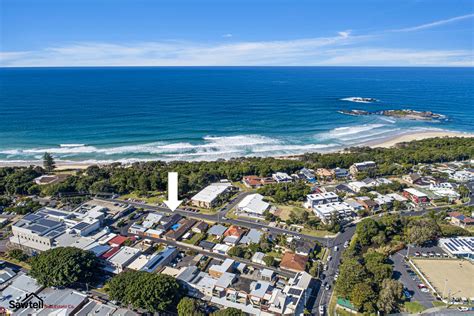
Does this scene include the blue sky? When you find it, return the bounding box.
[1,0,473,66]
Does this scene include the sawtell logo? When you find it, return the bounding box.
[8,292,44,310]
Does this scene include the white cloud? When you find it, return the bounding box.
[222,33,233,38]
[338,31,351,38]
[392,13,474,32]
[0,31,472,67]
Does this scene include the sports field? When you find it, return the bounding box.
[412,259,474,298]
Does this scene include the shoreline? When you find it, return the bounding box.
[1,131,472,169]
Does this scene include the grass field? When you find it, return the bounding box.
[404,301,426,313]
[412,258,474,298]
[119,191,164,204]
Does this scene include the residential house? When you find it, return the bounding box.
[164,218,197,241]
[251,252,266,265]
[209,259,235,278]
[243,175,275,188]
[356,197,380,212]
[272,172,293,183]
[192,221,209,234]
[316,168,334,182]
[304,192,339,209]
[280,252,308,272]
[332,167,349,178]
[298,168,316,183]
[239,229,263,245]
[403,188,430,206]
[403,173,423,184]
[349,161,376,176]
[208,224,227,238]
[448,212,474,228]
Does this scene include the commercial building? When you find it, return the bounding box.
[237,194,270,218]
[191,182,234,208]
[10,207,105,253]
[439,237,474,261]
[104,246,141,273]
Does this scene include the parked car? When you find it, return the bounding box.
[403,288,412,299]
[319,305,325,315]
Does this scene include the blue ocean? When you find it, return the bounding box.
[0,67,473,163]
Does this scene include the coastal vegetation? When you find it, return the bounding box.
[0,137,472,205]
[43,152,56,173]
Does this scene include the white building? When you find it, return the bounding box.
[348,181,369,193]
[237,194,270,218]
[439,237,474,261]
[312,202,354,223]
[191,182,234,208]
[304,192,339,209]
[104,246,141,273]
[272,172,293,183]
[450,170,474,182]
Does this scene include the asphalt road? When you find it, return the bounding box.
[104,196,333,243]
[311,224,356,315]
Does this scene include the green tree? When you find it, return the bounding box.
[363,251,393,283]
[108,270,182,312]
[30,247,99,287]
[43,152,56,173]
[335,257,367,298]
[355,218,379,246]
[227,246,245,258]
[177,297,205,316]
[350,282,376,312]
[8,249,28,262]
[377,279,404,313]
[406,218,440,245]
[212,307,246,316]
[263,255,275,267]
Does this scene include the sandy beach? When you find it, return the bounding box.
[367,131,474,148]
[1,131,472,169]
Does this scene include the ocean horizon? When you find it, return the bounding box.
[1,66,473,164]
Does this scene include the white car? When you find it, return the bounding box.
[334,246,338,251]
[319,305,325,315]
[327,256,332,262]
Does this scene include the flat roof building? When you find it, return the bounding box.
[191,182,234,208]
[237,194,270,218]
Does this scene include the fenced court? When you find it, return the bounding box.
[412,258,474,298]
